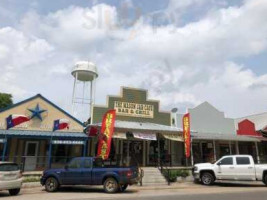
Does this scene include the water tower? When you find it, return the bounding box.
[71,61,98,123]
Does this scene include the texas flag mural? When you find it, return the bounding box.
[6,114,30,130]
[53,119,70,131]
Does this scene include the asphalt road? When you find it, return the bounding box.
[0,182,267,200]
[87,191,267,200]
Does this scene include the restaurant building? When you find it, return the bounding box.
[177,102,263,164]
[0,94,87,171]
[235,113,267,163]
[1,87,267,171]
[88,87,184,167]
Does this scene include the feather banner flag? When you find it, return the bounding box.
[97,110,116,160]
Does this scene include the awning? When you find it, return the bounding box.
[162,133,184,142]
[0,130,88,140]
[87,120,183,134]
[133,133,157,141]
[191,132,261,142]
[112,132,127,139]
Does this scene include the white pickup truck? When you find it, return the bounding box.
[193,155,267,186]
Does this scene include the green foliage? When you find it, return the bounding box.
[163,169,190,182]
[23,176,41,183]
[0,93,13,109]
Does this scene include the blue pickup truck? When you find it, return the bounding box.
[40,157,139,193]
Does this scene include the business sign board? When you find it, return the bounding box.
[133,132,157,141]
[114,101,154,118]
[52,140,85,145]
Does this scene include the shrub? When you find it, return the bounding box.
[163,169,190,182]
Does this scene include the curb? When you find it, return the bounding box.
[21,182,197,190]
[22,182,42,188]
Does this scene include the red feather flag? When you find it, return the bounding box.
[97,110,116,160]
[183,113,191,158]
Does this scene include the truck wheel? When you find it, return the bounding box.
[119,184,128,192]
[104,177,119,193]
[201,172,215,186]
[9,188,20,196]
[45,177,59,192]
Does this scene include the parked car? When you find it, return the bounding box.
[193,155,267,186]
[0,162,22,196]
[40,157,139,193]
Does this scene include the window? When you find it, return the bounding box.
[218,157,233,165]
[94,158,104,168]
[0,164,19,171]
[236,157,250,165]
[68,159,82,169]
[84,159,92,168]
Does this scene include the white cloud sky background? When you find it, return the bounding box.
[1,0,267,121]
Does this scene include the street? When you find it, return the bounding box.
[0,182,267,200]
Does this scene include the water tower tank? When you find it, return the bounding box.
[71,61,98,82]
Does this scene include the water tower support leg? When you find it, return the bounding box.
[72,73,78,115]
[90,80,94,123]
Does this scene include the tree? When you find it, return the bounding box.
[0,93,13,109]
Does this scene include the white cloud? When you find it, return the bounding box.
[0,27,54,98]
[1,0,267,120]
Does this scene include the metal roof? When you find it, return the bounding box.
[235,112,267,131]
[90,120,183,134]
[0,130,88,139]
[191,132,260,142]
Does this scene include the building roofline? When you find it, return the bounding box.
[235,111,267,120]
[0,94,84,126]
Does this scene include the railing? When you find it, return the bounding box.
[2,156,75,171]
[158,159,171,185]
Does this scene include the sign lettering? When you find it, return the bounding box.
[114,101,154,118]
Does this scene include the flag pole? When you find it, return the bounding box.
[48,123,54,169]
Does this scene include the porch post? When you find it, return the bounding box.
[255,142,260,164]
[229,141,232,155]
[199,141,203,162]
[83,139,88,157]
[127,140,130,166]
[157,134,160,166]
[236,141,239,154]
[143,141,146,166]
[2,134,7,161]
[213,140,217,161]
[48,137,52,169]
[191,138,194,166]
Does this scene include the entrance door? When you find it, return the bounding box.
[130,141,143,166]
[123,141,143,166]
[24,141,39,171]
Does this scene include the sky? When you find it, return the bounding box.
[1,0,267,121]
